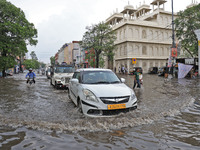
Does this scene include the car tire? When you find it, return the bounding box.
[67,89,71,100]
[55,82,59,89]
[77,99,83,113]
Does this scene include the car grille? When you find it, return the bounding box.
[100,96,130,104]
[87,106,137,116]
[65,77,70,83]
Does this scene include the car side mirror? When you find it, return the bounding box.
[71,78,79,84]
[121,78,125,83]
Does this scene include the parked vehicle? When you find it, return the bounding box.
[50,65,75,89]
[129,67,143,75]
[6,69,13,76]
[148,67,158,74]
[68,68,137,117]
[158,67,169,76]
[46,67,51,79]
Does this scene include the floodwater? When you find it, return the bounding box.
[0,73,199,150]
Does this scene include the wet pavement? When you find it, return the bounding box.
[0,72,199,149]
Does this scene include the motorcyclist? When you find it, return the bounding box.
[26,68,36,83]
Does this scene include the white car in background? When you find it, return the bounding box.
[68,68,137,117]
[50,65,75,89]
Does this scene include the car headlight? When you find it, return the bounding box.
[130,91,136,101]
[83,89,98,102]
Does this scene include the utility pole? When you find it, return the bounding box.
[171,0,177,77]
[171,0,175,49]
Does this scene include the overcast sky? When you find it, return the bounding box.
[8,0,199,63]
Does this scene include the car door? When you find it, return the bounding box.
[70,72,80,101]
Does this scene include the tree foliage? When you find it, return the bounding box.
[81,22,116,68]
[175,4,200,57]
[23,59,40,70]
[30,51,38,60]
[50,56,55,66]
[0,0,38,76]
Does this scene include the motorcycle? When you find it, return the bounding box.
[27,78,35,85]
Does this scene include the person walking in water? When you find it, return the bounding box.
[133,68,141,89]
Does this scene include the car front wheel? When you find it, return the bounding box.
[77,99,83,113]
[67,89,71,100]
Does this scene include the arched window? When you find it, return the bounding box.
[150,46,153,56]
[142,46,147,55]
[124,29,126,38]
[150,30,153,40]
[130,45,134,54]
[155,31,159,40]
[135,45,139,55]
[135,29,139,38]
[124,46,127,55]
[142,30,147,39]
[142,62,147,72]
[155,47,159,56]
[129,28,133,38]
[161,47,164,56]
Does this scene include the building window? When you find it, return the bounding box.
[155,31,159,40]
[129,28,133,38]
[135,29,139,38]
[142,46,147,55]
[124,46,127,55]
[150,30,153,40]
[149,46,153,56]
[142,30,147,39]
[135,45,139,55]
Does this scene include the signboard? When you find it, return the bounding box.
[171,48,177,58]
[198,40,200,46]
[185,58,194,65]
[132,58,136,64]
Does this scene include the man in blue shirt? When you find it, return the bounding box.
[26,68,36,83]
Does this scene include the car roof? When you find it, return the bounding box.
[76,68,112,72]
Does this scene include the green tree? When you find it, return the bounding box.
[40,62,46,68]
[50,56,55,66]
[23,59,40,70]
[30,51,38,60]
[175,4,200,57]
[81,22,116,68]
[0,0,38,77]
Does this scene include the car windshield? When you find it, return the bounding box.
[82,71,121,84]
[55,66,75,73]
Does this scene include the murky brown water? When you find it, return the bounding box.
[0,73,199,149]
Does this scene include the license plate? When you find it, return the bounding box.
[107,104,126,110]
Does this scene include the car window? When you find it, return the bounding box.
[72,72,80,80]
[55,67,75,73]
[82,71,121,84]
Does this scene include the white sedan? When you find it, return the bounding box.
[68,68,137,117]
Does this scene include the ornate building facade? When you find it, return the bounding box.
[105,0,177,73]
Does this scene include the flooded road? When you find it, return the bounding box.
[0,73,199,149]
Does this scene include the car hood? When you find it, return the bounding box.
[82,83,132,97]
[54,73,73,77]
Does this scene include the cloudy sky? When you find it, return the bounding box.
[8,0,199,63]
